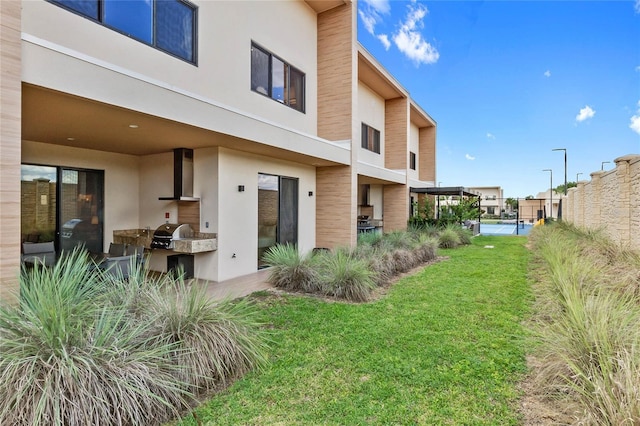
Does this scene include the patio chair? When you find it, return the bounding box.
[22,241,56,267]
[108,243,126,256]
[99,255,134,279]
[126,245,145,267]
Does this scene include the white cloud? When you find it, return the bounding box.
[362,0,390,15]
[359,9,378,35]
[635,65,640,72]
[392,3,440,65]
[630,100,640,135]
[576,105,595,123]
[465,154,476,161]
[635,0,640,14]
[377,34,391,50]
[544,70,551,77]
[486,132,495,140]
[358,0,392,50]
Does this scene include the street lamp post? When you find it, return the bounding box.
[543,169,553,219]
[601,161,611,171]
[576,172,583,183]
[552,148,567,195]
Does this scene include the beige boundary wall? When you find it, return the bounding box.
[564,154,640,249]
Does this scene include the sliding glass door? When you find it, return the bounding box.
[59,168,104,253]
[257,173,298,268]
[21,164,104,254]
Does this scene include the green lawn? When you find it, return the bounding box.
[178,236,532,425]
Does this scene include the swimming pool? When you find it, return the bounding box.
[478,223,533,236]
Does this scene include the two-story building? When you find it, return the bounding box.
[0,0,436,301]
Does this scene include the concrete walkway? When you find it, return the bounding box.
[203,268,273,301]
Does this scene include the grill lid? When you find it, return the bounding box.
[152,223,193,239]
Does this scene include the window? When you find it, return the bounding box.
[251,43,305,113]
[50,0,197,64]
[361,123,380,154]
[486,206,496,215]
[410,152,416,170]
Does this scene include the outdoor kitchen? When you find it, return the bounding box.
[113,148,216,279]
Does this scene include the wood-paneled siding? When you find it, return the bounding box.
[0,1,22,302]
[384,98,409,170]
[317,3,355,142]
[316,165,356,248]
[383,184,409,232]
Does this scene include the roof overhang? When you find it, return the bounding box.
[410,186,481,197]
[304,0,347,13]
[358,45,408,100]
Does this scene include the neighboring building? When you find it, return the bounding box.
[437,186,503,217]
[535,189,562,220]
[468,186,504,217]
[0,0,437,300]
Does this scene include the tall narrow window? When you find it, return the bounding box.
[361,123,381,154]
[156,0,196,62]
[410,152,416,170]
[251,43,305,113]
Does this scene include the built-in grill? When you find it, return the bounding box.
[150,223,193,250]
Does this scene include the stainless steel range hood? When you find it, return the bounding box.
[159,148,200,201]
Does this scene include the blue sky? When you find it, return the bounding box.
[357,0,640,198]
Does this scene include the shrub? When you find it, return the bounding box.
[0,249,190,426]
[529,223,640,423]
[438,227,460,249]
[392,249,417,273]
[383,230,415,251]
[359,246,395,286]
[452,225,473,245]
[262,244,320,293]
[138,278,269,393]
[317,250,377,302]
[413,234,439,263]
[357,231,383,247]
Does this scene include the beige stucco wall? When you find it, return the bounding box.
[565,154,640,250]
[357,81,386,167]
[22,0,318,136]
[215,148,316,281]
[408,123,419,181]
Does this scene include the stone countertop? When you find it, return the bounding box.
[172,237,217,254]
[113,229,217,253]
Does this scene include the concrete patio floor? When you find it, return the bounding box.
[202,268,273,301]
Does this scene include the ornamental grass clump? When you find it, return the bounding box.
[317,250,377,302]
[0,249,191,426]
[452,225,473,245]
[413,233,439,263]
[137,277,269,394]
[528,223,640,423]
[262,243,320,293]
[438,226,461,249]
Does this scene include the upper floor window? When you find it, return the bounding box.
[251,43,305,113]
[361,123,380,154]
[50,0,197,64]
[410,152,416,170]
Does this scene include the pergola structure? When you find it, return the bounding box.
[410,186,482,221]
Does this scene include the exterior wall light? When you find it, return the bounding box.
[238,185,245,192]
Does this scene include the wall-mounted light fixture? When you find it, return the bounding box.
[238,185,245,192]
[308,191,313,197]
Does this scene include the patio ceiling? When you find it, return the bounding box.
[21,83,341,167]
